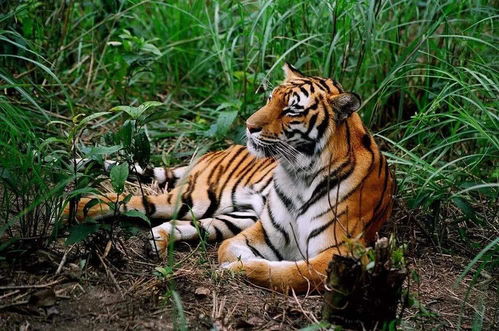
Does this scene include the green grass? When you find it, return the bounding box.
[0,0,497,327]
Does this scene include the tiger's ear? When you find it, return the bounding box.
[330,92,361,121]
[283,62,305,81]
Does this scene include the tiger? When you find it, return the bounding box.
[69,63,395,293]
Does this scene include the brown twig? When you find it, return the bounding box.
[291,288,319,324]
[0,290,20,300]
[96,252,123,297]
[55,244,75,275]
[0,279,63,290]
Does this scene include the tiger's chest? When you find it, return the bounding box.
[257,167,333,260]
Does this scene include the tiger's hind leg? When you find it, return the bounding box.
[151,210,258,256]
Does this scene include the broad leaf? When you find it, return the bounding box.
[84,145,122,159]
[117,120,133,148]
[66,223,100,245]
[110,162,129,194]
[123,210,150,225]
[206,111,238,138]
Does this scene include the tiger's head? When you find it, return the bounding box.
[246,63,361,165]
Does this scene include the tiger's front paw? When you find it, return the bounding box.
[150,225,171,258]
[220,260,244,272]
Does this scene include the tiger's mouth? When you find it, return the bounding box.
[246,135,275,158]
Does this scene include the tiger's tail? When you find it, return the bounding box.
[73,158,187,190]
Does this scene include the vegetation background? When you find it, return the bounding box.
[0,0,497,329]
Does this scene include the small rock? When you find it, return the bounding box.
[194,286,211,297]
[46,306,59,318]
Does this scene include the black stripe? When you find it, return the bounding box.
[190,220,207,240]
[243,158,274,186]
[199,150,223,163]
[215,216,242,235]
[217,149,250,199]
[345,121,351,152]
[285,128,315,141]
[296,141,316,156]
[162,168,177,189]
[361,134,371,150]
[267,207,290,245]
[332,80,344,93]
[251,159,276,183]
[365,202,390,233]
[316,78,331,93]
[274,181,295,211]
[214,226,224,241]
[330,136,377,208]
[303,98,319,117]
[315,108,329,141]
[177,196,192,219]
[299,86,309,97]
[142,196,156,217]
[262,227,283,261]
[298,160,354,215]
[307,210,346,242]
[244,235,265,258]
[226,212,258,221]
[177,173,198,219]
[256,174,274,194]
[293,92,301,103]
[201,187,218,219]
[231,159,269,206]
[309,83,315,94]
[305,113,319,136]
[207,147,241,184]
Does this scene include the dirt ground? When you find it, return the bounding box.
[1,211,497,330]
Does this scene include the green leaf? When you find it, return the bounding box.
[206,111,238,138]
[455,237,499,285]
[110,105,141,119]
[110,163,129,194]
[111,102,162,120]
[65,188,99,200]
[84,145,122,159]
[74,112,110,129]
[122,193,133,204]
[66,223,100,245]
[117,120,133,148]
[452,197,475,220]
[123,210,150,225]
[141,43,162,56]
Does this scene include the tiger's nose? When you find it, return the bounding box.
[246,121,262,134]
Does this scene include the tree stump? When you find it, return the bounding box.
[322,237,407,329]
